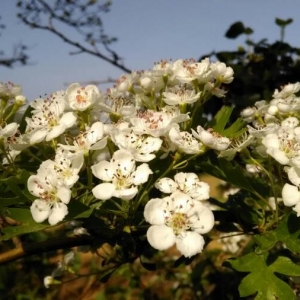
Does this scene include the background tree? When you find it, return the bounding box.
[0,15,29,68]
[201,18,300,120]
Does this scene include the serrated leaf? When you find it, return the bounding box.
[274,213,300,253]
[227,252,299,300]
[2,208,50,240]
[254,232,278,253]
[197,155,269,197]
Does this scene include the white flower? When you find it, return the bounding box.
[192,126,231,151]
[28,163,71,225]
[210,62,234,84]
[130,106,189,137]
[155,172,210,201]
[174,58,212,84]
[110,128,162,162]
[162,87,201,105]
[144,191,214,257]
[26,94,77,144]
[92,150,153,200]
[65,83,102,111]
[59,122,107,158]
[282,183,300,207]
[273,83,300,99]
[53,151,84,187]
[169,127,202,154]
[262,125,300,165]
[0,122,19,139]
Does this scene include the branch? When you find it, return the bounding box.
[17,0,132,74]
[0,44,29,68]
[20,16,131,74]
[0,234,93,265]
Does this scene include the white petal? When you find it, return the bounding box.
[29,129,48,144]
[282,183,300,207]
[146,225,175,250]
[144,198,166,225]
[57,186,71,204]
[28,175,45,198]
[30,199,51,223]
[91,160,113,181]
[293,203,300,217]
[2,123,19,137]
[114,187,138,200]
[46,124,66,141]
[92,183,115,200]
[176,231,205,257]
[60,112,77,128]
[132,163,153,185]
[48,203,68,225]
[155,178,177,193]
[90,137,107,150]
[266,148,289,165]
[287,167,300,186]
[262,134,280,149]
[190,204,215,234]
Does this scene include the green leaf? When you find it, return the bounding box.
[222,117,247,138]
[66,200,93,220]
[197,155,269,197]
[225,22,251,39]
[274,212,300,253]
[210,106,233,133]
[0,196,27,210]
[2,208,50,240]
[275,18,293,27]
[227,252,299,299]
[253,232,277,253]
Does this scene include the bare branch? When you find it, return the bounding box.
[17,0,131,73]
[0,234,93,265]
[0,44,29,68]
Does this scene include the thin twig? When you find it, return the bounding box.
[0,234,93,265]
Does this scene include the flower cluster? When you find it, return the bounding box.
[241,83,300,215]
[145,172,214,257]
[1,58,234,259]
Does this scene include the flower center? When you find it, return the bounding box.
[166,212,190,235]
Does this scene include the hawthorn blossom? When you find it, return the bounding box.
[155,172,210,201]
[169,126,203,154]
[28,163,71,225]
[192,126,231,151]
[91,150,153,200]
[59,122,107,158]
[282,183,300,216]
[144,191,214,257]
[174,58,212,84]
[273,83,300,100]
[110,128,162,162]
[130,106,189,137]
[26,94,77,144]
[65,83,102,111]
[210,62,234,84]
[162,87,201,106]
[262,121,300,165]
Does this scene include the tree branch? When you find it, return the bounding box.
[0,234,93,265]
[17,0,131,74]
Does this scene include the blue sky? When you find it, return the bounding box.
[1,0,300,100]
